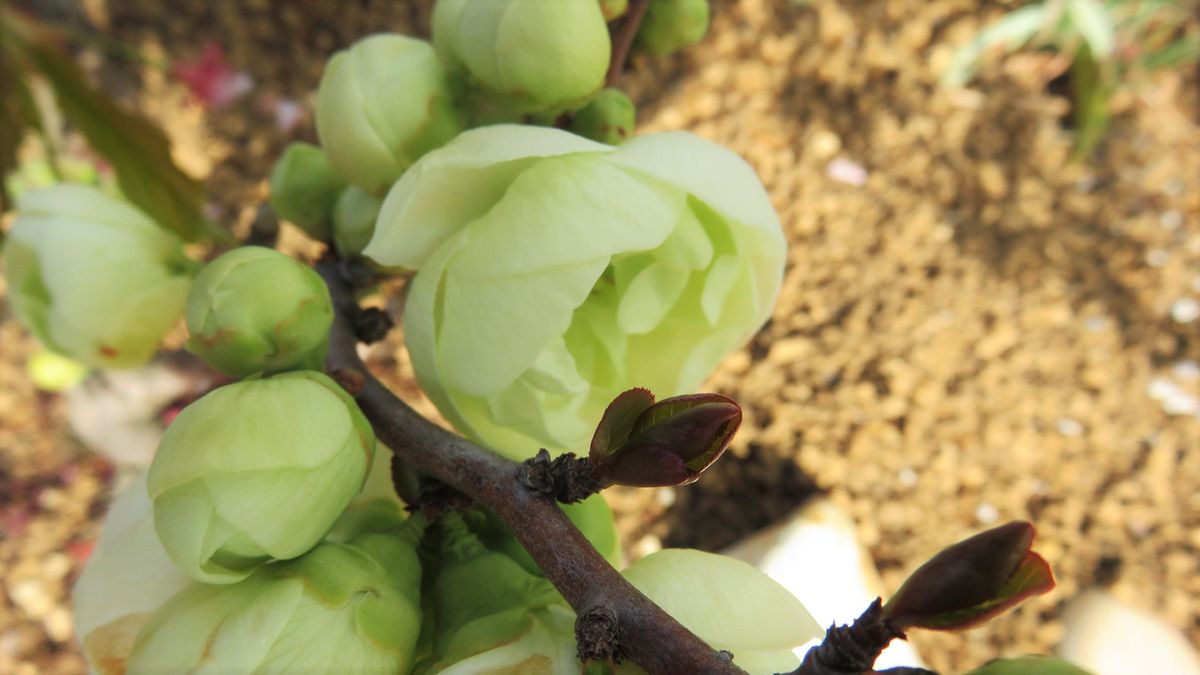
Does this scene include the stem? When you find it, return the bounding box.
[317,260,744,675]
[606,0,651,87]
[787,599,910,675]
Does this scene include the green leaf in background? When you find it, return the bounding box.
[1068,0,1117,58]
[941,5,1050,87]
[25,42,210,241]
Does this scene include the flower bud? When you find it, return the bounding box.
[882,521,1055,631]
[431,514,567,670]
[268,142,346,241]
[74,473,193,675]
[474,495,621,576]
[185,246,333,377]
[636,0,710,57]
[128,528,423,675]
[599,0,629,21]
[316,34,464,195]
[147,370,374,583]
[3,185,194,368]
[570,87,636,145]
[333,186,383,256]
[966,656,1094,675]
[432,0,610,116]
[622,549,822,673]
[590,389,741,487]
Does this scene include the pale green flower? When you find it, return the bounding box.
[3,185,194,368]
[128,530,422,675]
[365,125,784,460]
[73,473,193,675]
[432,0,610,117]
[621,549,823,674]
[316,34,463,195]
[147,371,374,583]
[333,186,383,256]
[185,246,333,378]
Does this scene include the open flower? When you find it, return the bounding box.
[3,185,194,368]
[365,125,784,460]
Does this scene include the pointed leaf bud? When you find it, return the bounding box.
[590,391,740,487]
[267,142,346,241]
[185,246,333,377]
[636,0,711,57]
[570,87,636,145]
[147,371,374,583]
[127,529,422,675]
[882,521,1055,631]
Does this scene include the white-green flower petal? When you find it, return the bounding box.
[622,549,822,670]
[437,605,578,675]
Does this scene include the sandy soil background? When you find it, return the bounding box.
[2,0,1199,673]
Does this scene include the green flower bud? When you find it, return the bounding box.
[570,87,636,145]
[147,371,375,583]
[636,0,710,57]
[74,473,193,675]
[128,529,423,675]
[333,186,383,257]
[475,494,621,576]
[185,246,333,377]
[430,515,573,672]
[366,125,785,460]
[432,0,611,116]
[3,185,194,368]
[316,34,464,195]
[268,142,346,241]
[621,549,822,674]
[599,0,629,22]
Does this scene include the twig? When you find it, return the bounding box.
[606,0,651,87]
[317,260,744,675]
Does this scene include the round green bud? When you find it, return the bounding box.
[599,0,629,22]
[316,34,464,195]
[268,142,346,241]
[569,87,636,145]
[333,186,383,257]
[128,531,422,675]
[147,371,375,584]
[432,0,611,116]
[636,0,711,57]
[3,185,195,368]
[185,246,332,377]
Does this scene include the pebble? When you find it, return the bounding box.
[8,580,52,619]
[826,157,868,186]
[1170,298,1200,324]
[1056,418,1084,437]
[1058,591,1200,675]
[975,502,1000,525]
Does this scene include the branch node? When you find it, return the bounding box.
[576,606,622,665]
[329,367,366,396]
[350,306,394,344]
[793,598,905,674]
[519,449,605,503]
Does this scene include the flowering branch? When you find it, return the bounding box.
[316,259,744,675]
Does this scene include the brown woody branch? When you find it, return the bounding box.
[605,0,650,87]
[317,260,743,675]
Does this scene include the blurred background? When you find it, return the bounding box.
[2,0,1199,672]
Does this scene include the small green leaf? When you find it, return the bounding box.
[25,40,211,241]
[941,5,1050,87]
[589,387,655,460]
[1068,0,1116,58]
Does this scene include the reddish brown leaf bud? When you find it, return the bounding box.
[589,389,741,487]
[881,521,1055,632]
